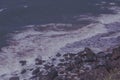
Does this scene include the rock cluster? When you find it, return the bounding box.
[9,46,120,80]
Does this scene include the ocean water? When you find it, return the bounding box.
[0,0,117,48]
[0,0,120,79]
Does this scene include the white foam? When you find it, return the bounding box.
[97,7,120,24]
[0,8,6,12]
[23,5,28,8]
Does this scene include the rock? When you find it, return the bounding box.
[35,58,43,65]
[54,76,64,80]
[68,53,76,59]
[59,59,65,62]
[65,63,74,71]
[32,67,40,75]
[112,46,120,60]
[9,77,19,80]
[8,46,120,80]
[81,47,96,62]
[19,60,27,66]
[39,75,50,80]
[84,47,94,55]
[47,68,58,80]
[105,53,113,60]
[63,53,71,61]
[97,52,106,58]
[111,57,120,69]
[57,63,65,66]
[52,58,56,61]
[30,75,38,80]
[21,69,27,74]
[56,53,61,57]
[44,64,54,70]
[74,56,83,65]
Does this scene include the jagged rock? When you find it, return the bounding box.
[112,46,120,60]
[65,65,74,71]
[74,56,83,65]
[105,53,113,60]
[97,52,106,58]
[52,58,56,61]
[56,53,61,57]
[57,63,65,66]
[21,69,26,74]
[44,64,54,70]
[54,76,64,80]
[81,47,96,62]
[19,60,27,66]
[35,58,43,65]
[10,46,120,80]
[39,76,48,80]
[59,59,65,62]
[9,77,19,80]
[32,67,40,75]
[47,68,58,80]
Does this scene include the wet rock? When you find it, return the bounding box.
[21,69,27,74]
[39,75,50,80]
[52,58,56,61]
[74,56,83,65]
[105,53,113,60]
[9,77,19,80]
[84,47,94,55]
[44,64,54,70]
[65,63,74,71]
[112,46,120,60]
[63,53,71,61]
[29,68,34,71]
[111,57,120,69]
[47,68,58,80]
[56,53,61,57]
[35,58,43,65]
[59,59,65,62]
[30,75,38,80]
[19,60,27,66]
[32,67,40,75]
[81,47,96,62]
[8,46,120,80]
[58,63,65,66]
[54,76,65,80]
[97,52,106,58]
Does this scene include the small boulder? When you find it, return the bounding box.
[32,67,40,75]
[21,69,27,74]
[35,58,43,65]
[9,77,19,80]
[56,53,61,57]
[47,68,58,80]
[19,60,26,66]
[82,47,96,62]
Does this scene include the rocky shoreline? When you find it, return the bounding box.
[7,45,120,80]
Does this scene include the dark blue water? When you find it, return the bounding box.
[0,0,119,48]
